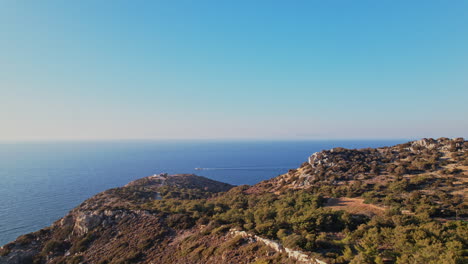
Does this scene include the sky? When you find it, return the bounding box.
[1,1,467,141]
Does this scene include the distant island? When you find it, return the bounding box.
[1,138,466,264]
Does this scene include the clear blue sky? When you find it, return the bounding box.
[1,1,467,141]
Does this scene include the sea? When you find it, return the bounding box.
[0,139,405,245]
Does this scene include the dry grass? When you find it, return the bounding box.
[325,197,386,216]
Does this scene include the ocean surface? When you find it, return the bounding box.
[0,139,405,245]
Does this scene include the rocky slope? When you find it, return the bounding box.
[1,138,467,264]
[0,174,236,264]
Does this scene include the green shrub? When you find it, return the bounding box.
[0,247,11,256]
[42,240,67,255]
[16,234,35,245]
[282,234,306,249]
[223,235,244,250]
[137,238,153,250]
[70,233,95,253]
[67,255,84,264]
[166,214,195,229]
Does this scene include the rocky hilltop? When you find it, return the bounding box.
[1,138,467,264]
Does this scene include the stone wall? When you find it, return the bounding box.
[229,229,327,264]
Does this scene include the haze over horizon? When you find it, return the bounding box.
[1,1,467,141]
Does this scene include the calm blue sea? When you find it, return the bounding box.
[0,140,405,245]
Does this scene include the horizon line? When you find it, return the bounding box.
[0,137,451,144]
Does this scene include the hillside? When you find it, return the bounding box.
[1,138,467,264]
[250,137,467,219]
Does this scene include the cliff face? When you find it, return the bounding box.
[1,138,467,264]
